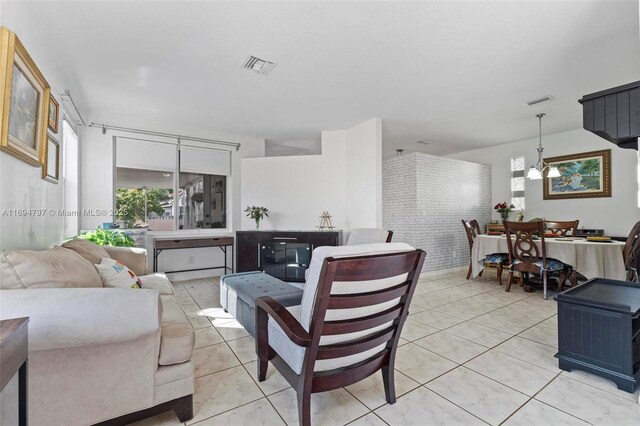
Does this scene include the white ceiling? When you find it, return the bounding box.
[7,0,639,157]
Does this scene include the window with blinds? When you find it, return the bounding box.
[114,138,231,230]
[511,156,525,211]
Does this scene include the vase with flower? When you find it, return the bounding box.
[244,206,269,229]
[494,202,515,221]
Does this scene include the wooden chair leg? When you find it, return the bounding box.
[382,365,396,404]
[466,263,472,280]
[478,269,484,277]
[257,359,268,382]
[297,388,311,426]
[569,270,577,287]
[496,263,503,286]
[505,271,514,292]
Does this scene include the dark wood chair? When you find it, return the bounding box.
[255,245,425,426]
[623,221,640,282]
[503,221,573,300]
[544,220,579,237]
[461,219,507,285]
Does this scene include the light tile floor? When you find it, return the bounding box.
[133,270,640,426]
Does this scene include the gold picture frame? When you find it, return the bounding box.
[42,134,59,183]
[543,149,611,200]
[0,27,50,167]
[48,94,59,133]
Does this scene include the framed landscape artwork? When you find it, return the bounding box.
[0,27,51,167]
[48,94,59,133]
[543,149,611,200]
[42,135,60,183]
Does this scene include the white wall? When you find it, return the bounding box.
[345,118,382,228]
[0,6,79,250]
[240,118,382,232]
[449,128,639,237]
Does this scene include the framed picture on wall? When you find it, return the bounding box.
[543,149,611,200]
[48,94,59,133]
[42,135,59,183]
[0,27,51,167]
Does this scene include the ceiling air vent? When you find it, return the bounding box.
[526,95,554,106]
[242,55,276,76]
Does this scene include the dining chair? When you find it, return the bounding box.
[462,219,507,284]
[623,221,640,282]
[255,243,425,426]
[544,220,579,237]
[503,221,570,300]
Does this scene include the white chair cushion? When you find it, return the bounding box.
[267,305,389,374]
[301,242,415,330]
[346,229,390,245]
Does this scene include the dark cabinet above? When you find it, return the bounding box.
[579,80,640,150]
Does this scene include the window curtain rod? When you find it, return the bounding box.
[90,122,241,151]
[60,89,86,126]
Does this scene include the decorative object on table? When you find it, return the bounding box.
[76,228,135,247]
[527,113,561,180]
[41,134,59,183]
[543,149,611,200]
[48,93,59,133]
[244,206,269,229]
[0,27,50,167]
[494,202,515,221]
[317,211,335,230]
[515,211,524,222]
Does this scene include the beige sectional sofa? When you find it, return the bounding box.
[0,239,196,425]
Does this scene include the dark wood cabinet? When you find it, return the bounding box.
[556,278,640,393]
[236,230,342,282]
[580,81,640,150]
[236,232,262,273]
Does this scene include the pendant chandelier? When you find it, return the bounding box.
[527,113,560,180]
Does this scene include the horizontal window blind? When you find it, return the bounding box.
[116,138,177,172]
[180,146,231,176]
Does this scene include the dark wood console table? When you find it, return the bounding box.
[236,230,342,282]
[1,317,29,426]
[153,236,234,274]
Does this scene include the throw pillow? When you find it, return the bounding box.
[61,238,111,265]
[95,257,143,289]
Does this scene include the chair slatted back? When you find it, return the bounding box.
[462,219,481,252]
[545,220,579,237]
[504,221,548,273]
[624,221,640,282]
[302,249,425,385]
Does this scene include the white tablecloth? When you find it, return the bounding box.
[471,235,626,280]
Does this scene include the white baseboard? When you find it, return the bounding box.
[419,265,467,279]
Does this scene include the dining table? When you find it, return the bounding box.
[471,234,626,281]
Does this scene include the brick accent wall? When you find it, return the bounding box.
[382,152,491,272]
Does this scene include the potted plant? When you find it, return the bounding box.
[494,202,515,221]
[244,206,269,229]
[75,228,135,247]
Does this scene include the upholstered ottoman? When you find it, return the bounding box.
[220,272,304,336]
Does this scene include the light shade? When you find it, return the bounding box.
[527,166,543,180]
[547,166,561,178]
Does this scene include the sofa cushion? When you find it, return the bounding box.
[95,258,143,289]
[139,273,175,296]
[61,238,111,265]
[0,247,102,289]
[159,295,195,366]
